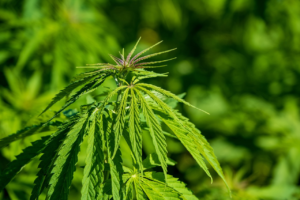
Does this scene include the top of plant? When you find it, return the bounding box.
[0,38,230,200]
[80,37,177,72]
[39,37,208,122]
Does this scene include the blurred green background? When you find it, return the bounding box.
[1,0,300,199]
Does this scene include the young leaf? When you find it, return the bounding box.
[132,48,177,65]
[134,89,168,180]
[46,114,89,200]
[130,40,163,64]
[136,65,167,69]
[134,57,177,67]
[126,37,141,64]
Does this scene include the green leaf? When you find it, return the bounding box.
[164,93,186,109]
[153,108,212,181]
[142,153,176,170]
[144,172,198,200]
[40,72,105,116]
[0,121,62,148]
[137,83,209,114]
[128,89,143,173]
[136,65,167,69]
[46,74,110,122]
[46,114,89,200]
[97,85,128,112]
[104,112,124,200]
[134,57,177,67]
[81,111,105,200]
[130,40,163,64]
[140,177,181,200]
[132,48,177,65]
[132,70,168,84]
[134,179,149,200]
[71,69,107,83]
[134,89,168,180]
[30,120,75,200]
[136,86,213,182]
[174,110,231,196]
[113,88,130,157]
[125,178,134,200]
[0,136,50,191]
[126,37,141,64]
[100,179,112,200]
[122,170,198,200]
[154,107,231,196]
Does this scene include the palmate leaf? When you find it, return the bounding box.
[143,178,181,199]
[136,86,212,180]
[161,116,212,180]
[0,121,62,148]
[173,110,231,196]
[30,119,77,200]
[123,170,198,200]
[153,106,231,196]
[137,82,228,191]
[134,88,168,180]
[81,111,105,200]
[144,172,198,200]
[46,114,89,200]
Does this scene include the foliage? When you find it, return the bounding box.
[1,0,300,199]
[0,40,230,199]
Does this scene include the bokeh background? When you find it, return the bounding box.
[1,0,300,199]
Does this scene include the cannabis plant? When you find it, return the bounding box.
[0,38,230,199]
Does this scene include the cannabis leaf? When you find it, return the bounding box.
[0,38,231,200]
